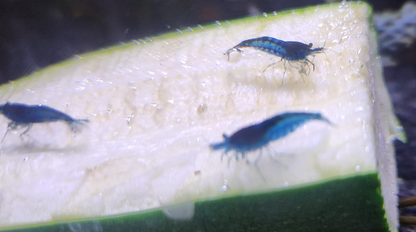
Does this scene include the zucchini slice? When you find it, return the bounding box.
[0,2,403,231]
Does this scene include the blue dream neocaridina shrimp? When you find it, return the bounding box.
[210,112,331,163]
[0,102,89,142]
[225,36,324,76]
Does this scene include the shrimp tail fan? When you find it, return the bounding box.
[68,119,89,133]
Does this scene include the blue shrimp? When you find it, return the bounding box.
[210,112,331,163]
[225,36,324,76]
[0,102,89,142]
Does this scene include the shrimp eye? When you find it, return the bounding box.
[308,43,313,48]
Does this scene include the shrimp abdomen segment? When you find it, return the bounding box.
[234,37,286,57]
[264,112,331,142]
[1,103,74,123]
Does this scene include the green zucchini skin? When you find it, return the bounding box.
[6,173,388,232]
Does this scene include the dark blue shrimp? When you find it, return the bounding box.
[210,112,331,163]
[225,36,324,75]
[0,102,89,142]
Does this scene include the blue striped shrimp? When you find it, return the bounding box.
[225,36,324,77]
[0,102,89,142]
[210,112,331,163]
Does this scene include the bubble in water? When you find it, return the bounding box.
[284,182,289,187]
[222,179,229,192]
[356,166,360,172]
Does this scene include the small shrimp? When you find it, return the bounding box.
[210,112,332,163]
[225,36,324,76]
[0,102,89,142]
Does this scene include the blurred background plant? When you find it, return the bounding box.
[0,0,415,231]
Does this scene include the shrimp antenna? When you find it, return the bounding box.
[2,83,16,104]
[276,22,339,56]
[321,32,342,56]
[274,22,308,43]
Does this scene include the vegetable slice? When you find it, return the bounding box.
[0,2,402,231]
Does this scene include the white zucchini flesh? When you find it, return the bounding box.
[0,2,402,231]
